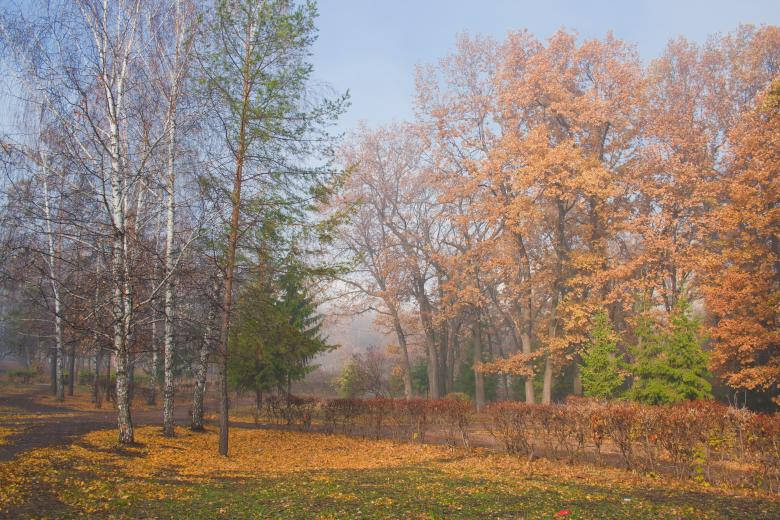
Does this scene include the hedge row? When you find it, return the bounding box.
[259,394,471,446]
[256,394,779,490]
[485,398,779,488]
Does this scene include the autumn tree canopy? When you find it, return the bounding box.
[334,25,779,408]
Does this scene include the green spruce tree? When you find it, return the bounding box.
[579,310,625,400]
[630,298,712,404]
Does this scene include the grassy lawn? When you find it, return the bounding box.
[0,388,778,519]
[0,417,777,519]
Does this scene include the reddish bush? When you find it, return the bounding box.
[363,397,394,439]
[747,413,780,492]
[389,398,429,442]
[485,402,535,456]
[323,398,364,434]
[603,402,638,469]
[256,393,777,490]
[430,396,472,448]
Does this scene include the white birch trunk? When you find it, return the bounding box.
[162,0,185,437]
[41,162,65,402]
[191,305,214,431]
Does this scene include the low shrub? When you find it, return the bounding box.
[7,369,37,384]
[746,413,780,492]
[430,396,472,448]
[485,402,535,456]
[238,392,778,490]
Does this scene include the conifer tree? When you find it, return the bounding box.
[579,310,625,400]
[630,298,712,404]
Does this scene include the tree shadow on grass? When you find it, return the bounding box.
[120,464,780,520]
[4,454,779,519]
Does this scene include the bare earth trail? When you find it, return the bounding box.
[0,385,192,461]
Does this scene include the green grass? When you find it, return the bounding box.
[46,463,779,519]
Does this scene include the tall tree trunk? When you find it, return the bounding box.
[50,346,56,395]
[543,197,569,406]
[191,306,214,431]
[106,352,112,402]
[115,342,133,442]
[110,124,133,444]
[438,320,449,396]
[473,315,485,411]
[449,324,460,390]
[162,117,177,437]
[162,1,185,434]
[511,232,536,404]
[415,282,440,399]
[542,356,553,405]
[42,167,65,402]
[129,352,136,401]
[216,8,253,456]
[216,84,250,456]
[388,304,413,399]
[149,315,159,405]
[93,348,103,409]
[572,361,583,396]
[520,306,535,404]
[426,344,439,399]
[68,344,76,396]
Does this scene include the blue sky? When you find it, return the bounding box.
[310,0,780,134]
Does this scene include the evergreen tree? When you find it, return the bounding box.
[228,271,333,405]
[630,298,712,404]
[202,0,347,455]
[579,310,625,400]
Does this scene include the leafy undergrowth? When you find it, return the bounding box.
[0,424,778,519]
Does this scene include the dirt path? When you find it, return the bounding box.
[0,385,191,461]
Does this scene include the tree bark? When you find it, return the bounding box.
[162,126,177,437]
[149,315,159,405]
[438,319,449,396]
[216,30,253,453]
[191,306,214,431]
[473,315,485,411]
[388,304,413,399]
[520,305,535,404]
[572,361,583,396]
[50,346,56,395]
[68,345,76,396]
[93,348,103,409]
[542,355,553,405]
[42,167,65,402]
[162,0,185,436]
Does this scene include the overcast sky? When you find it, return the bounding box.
[310,0,780,134]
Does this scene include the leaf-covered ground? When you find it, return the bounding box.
[0,389,778,519]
